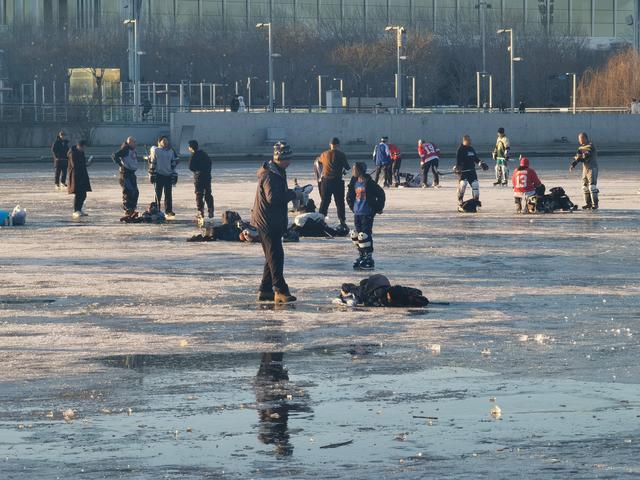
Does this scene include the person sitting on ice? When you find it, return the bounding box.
[512,156,543,213]
[333,274,429,308]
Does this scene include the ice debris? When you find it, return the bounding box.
[63,409,75,422]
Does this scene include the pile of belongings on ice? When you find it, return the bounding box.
[333,274,430,307]
[120,202,166,223]
[534,186,579,213]
[0,205,27,226]
[397,172,424,188]
[188,210,300,243]
[286,184,349,238]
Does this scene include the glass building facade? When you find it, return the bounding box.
[1,0,638,44]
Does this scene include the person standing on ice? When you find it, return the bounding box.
[113,136,140,220]
[570,132,599,210]
[67,140,92,219]
[389,142,402,187]
[317,137,350,230]
[346,162,385,270]
[512,156,542,213]
[418,139,440,188]
[51,131,70,191]
[455,135,489,211]
[187,140,214,220]
[492,127,511,186]
[149,136,179,219]
[372,137,392,187]
[252,141,303,304]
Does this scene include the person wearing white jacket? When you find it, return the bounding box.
[149,136,179,219]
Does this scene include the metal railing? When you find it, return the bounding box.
[0,102,633,125]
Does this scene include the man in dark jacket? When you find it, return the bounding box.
[346,162,385,270]
[51,131,70,190]
[455,135,488,211]
[113,136,140,219]
[252,141,303,304]
[317,137,350,228]
[188,140,214,219]
[67,140,92,219]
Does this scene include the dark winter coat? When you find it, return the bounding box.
[346,174,386,214]
[252,161,297,235]
[52,137,70,162]
[67,146,92,194]
[456,144,482,172]
[189,150,212,179]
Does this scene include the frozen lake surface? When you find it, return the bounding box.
[0,156,639,479]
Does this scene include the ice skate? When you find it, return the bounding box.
[72,211,82,219]
[165,212,176,220]
[359,254,375,270]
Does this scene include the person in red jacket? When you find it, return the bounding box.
[512,156,542,213]
[389,143,402,187]
[418,139,440,188]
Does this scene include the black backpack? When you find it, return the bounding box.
[460,199,482,213]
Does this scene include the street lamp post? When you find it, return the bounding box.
[318,74,328,110]
[497,28,523,112]
[256,23,274,112]
[406,75,416,108]
[386,25,406,111]
[123,19,140,109]
[566,72,577,115]
[333,77,344,96]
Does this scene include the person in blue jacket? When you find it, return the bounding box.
[346,162,386,270]
[372,136,392,187]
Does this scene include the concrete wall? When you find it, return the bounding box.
[170,112,640,153]
[0,124,167,148]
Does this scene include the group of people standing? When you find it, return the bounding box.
[50,127,601,306]
[51,133,215,222]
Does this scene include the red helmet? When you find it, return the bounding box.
[520,157,530,168]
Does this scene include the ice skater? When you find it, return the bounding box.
[187,140,214,221]
[512,157,542,213]
[252,141,303,304]
[317,137,350,229]
[455,135,489,212]
[372,137,392,187]
[571,132,599,210]
[346,162,385,270]
[390,142,402,187]
[51,131,70,191]
[492,127,511,186]
[67,140,92,219]
[418,139,440,188]
[148,136,179,219]
[113,136,140,220]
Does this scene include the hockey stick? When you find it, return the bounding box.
[437,168,480,177]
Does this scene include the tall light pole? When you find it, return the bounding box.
[407,75,416,108]
[477,1,491,74]
[386,25,406,111]
[566,72,577,115]
[256,23,274,112]
[123,19,140,108]
[497,28,523,112]
[318,74,328,110]
[333,77,344,96]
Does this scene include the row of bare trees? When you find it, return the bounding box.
[0,21,615,108]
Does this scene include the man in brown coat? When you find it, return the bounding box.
[317,137,350,229]
[67,140,92,219]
